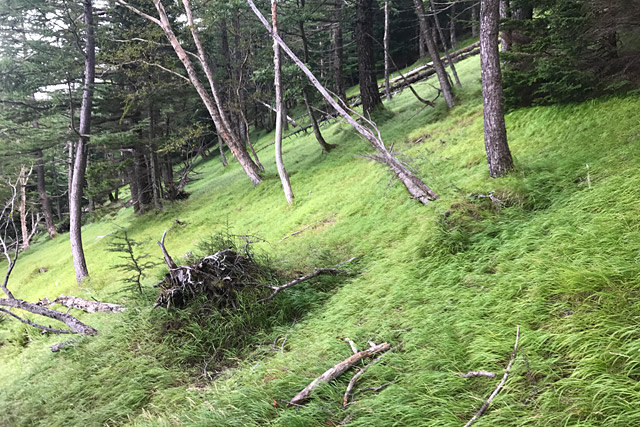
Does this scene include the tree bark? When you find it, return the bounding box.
[430,0,462,87]
[18,166,30,251]
[34,150,57,238]
[472,2,479,37]
[413,0,455,108]
[480,0,514,177]
[384,0,392,101]
[450,1,457,49]
[356,0,383,116]
[246,0,439,205]
[272,0,294,205]
[332,0,347,104]
[499,0,511,52]
[69,0,94,283]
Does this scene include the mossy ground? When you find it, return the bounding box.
[1,54,640,426]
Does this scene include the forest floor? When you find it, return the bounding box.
[2,54,640,427]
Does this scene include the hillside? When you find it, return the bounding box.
[2,54,640,426]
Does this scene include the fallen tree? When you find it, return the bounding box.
[0,179,121,347]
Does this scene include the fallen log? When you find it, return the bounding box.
[0,298,98,335]
[288,342,391,406]
[39,296,125,313]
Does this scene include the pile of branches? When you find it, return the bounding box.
[155,248,259,309]
[154,231,353,309]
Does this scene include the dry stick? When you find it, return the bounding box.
[278,224,312,242]
[458,371,497,379]
[343,354,383,407]
[157,230,177,270]
[258,268,350,303]
[51,339,79,352]
[463,325,520,427]
[288,342,391,406]
[341,337,359,355]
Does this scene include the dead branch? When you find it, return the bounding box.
[258,267,351,303]
[257,100,299,127]
[458,371,497,379]
[463,326,520,427]
[51,339,79,352]
[0,299,97,335]
[41,296,125,313]
[288,342,391,406]
[341,337,359,355]
[157,230,178,270]
[278,224,311,242]
[343,354,384,407]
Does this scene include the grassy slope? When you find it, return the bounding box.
[2,55,640,426]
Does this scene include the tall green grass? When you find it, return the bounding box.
[1,55,640,426]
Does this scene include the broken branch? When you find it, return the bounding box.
[288,342,391,406]
[343,354,384,407]
[463,326,520,427]
[458,371,497,379]
[258,268,351,303]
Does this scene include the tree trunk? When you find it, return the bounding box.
[430,0,462,88]
[419,28,426,59]
[34,150,57,238]
[384,0,392,101]
[302,90,335,152]
[499,0,511,52]
[298,1,333,152]
[472,2,479,38]
[356,0,383,116]
[480,0,514,177]
[121,0,262,186]
[246,0,439,204]
[332,0,347,104]
[272,0,294,204]
[148,107,162,209]
[413,0,455,108]
[18,166,30,251]
[69,0,94,283]
[161,156,177,200]
[450,1,457,49]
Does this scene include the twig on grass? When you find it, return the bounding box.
[463,325,520,427]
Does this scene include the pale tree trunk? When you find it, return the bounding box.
[18,166,30,251]
[413,0,455,108]
[181,0,263,184]
[499,0,511,52]
[430,0,462,87]
[384,0,392,101]
[480,0,514,177]
[148,106,162,209]
[247,0,439,204]
[118,0,262,186]
[69,0,94,282]
[272,0,294,204]
[419,29,426,59]
[30,96,57,239]
[450,1,457,49]
[472,2,479,37]
[332,0,347,104]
